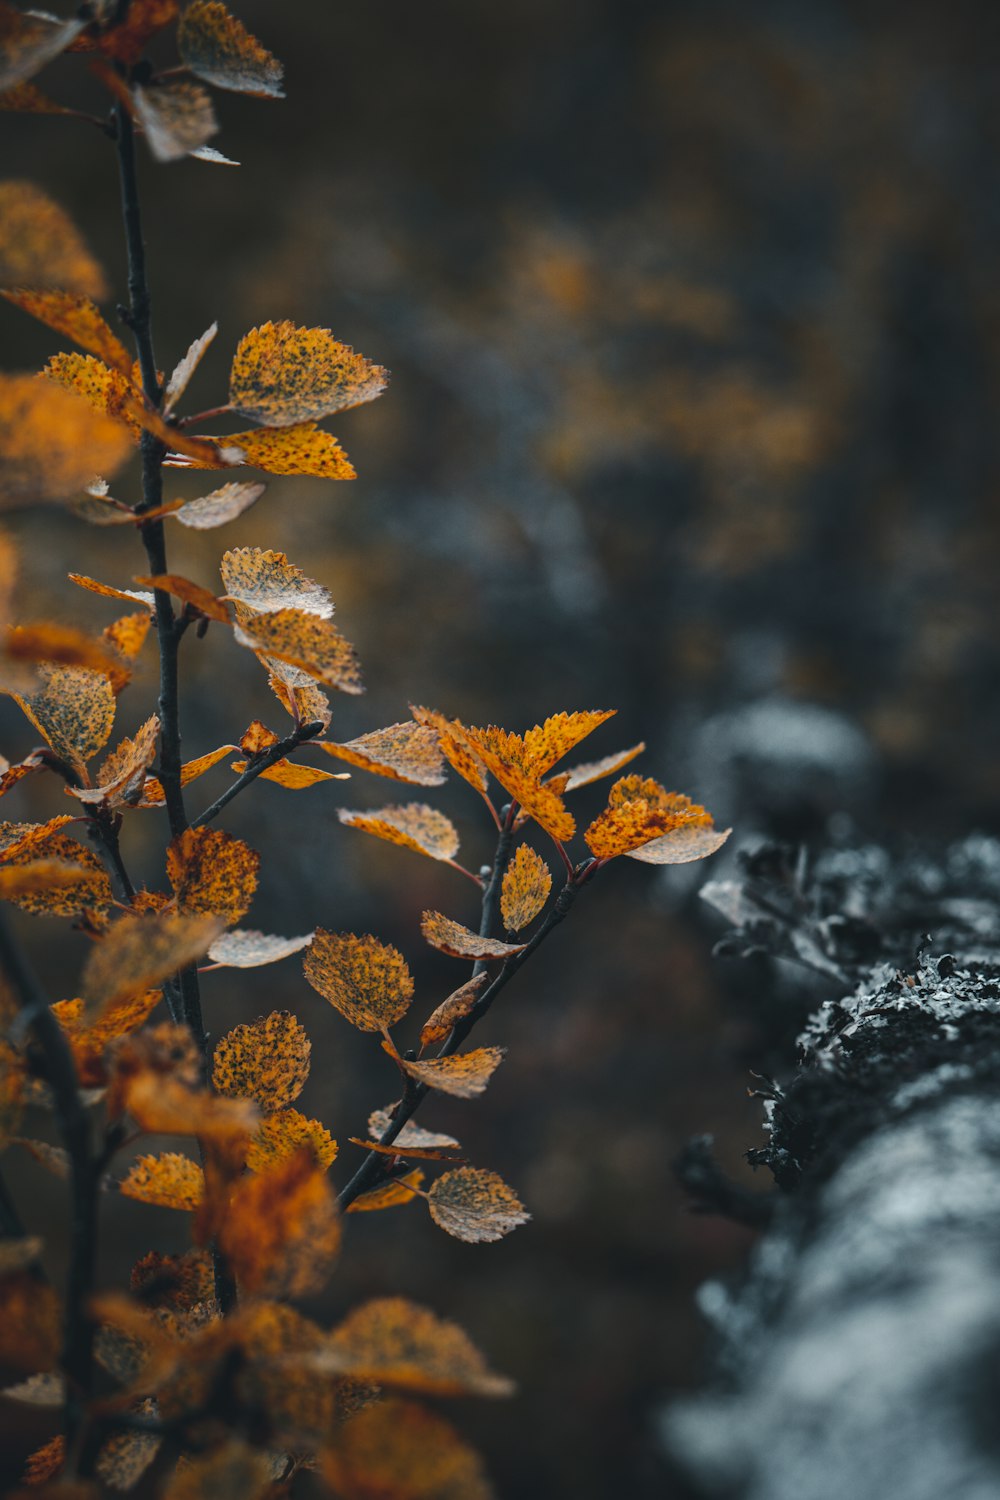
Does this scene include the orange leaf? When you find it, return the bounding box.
[1,288,129,371]
[0,753,44,800]
[266,671,331,728]
[82,913,224,1017]
[394,1045,506,1101]
[0,823,111,917]
[346,1167,425,1214]
[303,930,414,1032]
[427,1167,530,1243]
[71,715,159,808]
[68,573,154,609]
[166,827,259,926]
[162,1442,273,1500]
[321,1398,494,1500]
[245,1108,337,1173]
[103,612,151,664]
[0,817,75,860]
[132,80,218,162]
[5,623,123,678]
[22,1434,65,1484]
[176,421,355,478]
[209,1149,340,1298]
[584,775,731,863]
[560,741,646,791]
[138,744,233,807]
[229,321,386,426]
[521,709,615,775]
[319,722,446,786]
[9,662,115,775]
[0,6,85,92]
[162,321,217,413]
[234,609,363,693]
[419,973,488,1047]
[96,0,178,64]
[367,1110,459,1151]
[320,1298,513,1396]
[500,845,551,931]
[0,181,105,297]
[0,1035,24,1146]
[178,1,284,97]
[0,80,72,113]
[410,705,488,794]
[212,1010,310,1113]
[133,574,230,622]
[206,927,313,968]
[0,374,132,507]
[464,724,575,841]
[119,1152,204,1210]
[41,352,139,432]
[51,990,160,1086]
[420,911,525,961]
[220,545,334,618]
[228,756,347,789]
[0,1272,61,1372]
[239,720,278,754]
[349,1138,463,1162]
[0,859,95,900]
[338,802,459,862]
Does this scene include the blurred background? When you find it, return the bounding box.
[1,0,999,1494]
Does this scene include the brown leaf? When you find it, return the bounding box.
[5,623,123,678]
[0,859,96,901]
[320,1298,513,1396]
[304,929,414,1032]
[394,1045,506,1101]
[500,845,551,931]
[132,80,218,162]
[229,321,386,426]
[0,5,85,91]
[1,288,129,371]
[319,722,446,785]
[82,913,224,1017]
[0,80,72,113]
[95,0,178,63]
[166,827,259,926]
[560,741,645,791]
[266,672,331,729]
[22,1433,65,1484]
[0,1035,24,1146]
[95,1400,160,1490]
[245,1108,337,1173]
[206,928,313,969]
[228,756,347,789]
[0,181,105,297]
[321,1398,494,1500]
[119,1152,204,1210]
[0,1271,61,1372]
[427,1167,530,1243]
[348,1138,463,1162]
[0,374,132,507]
[178,1,283,96]
[410,705,488,794]
[346,1167,425,1213]
[338,802,459,862]
[584,775,731,863]
[210,1149,341,1298]
[419,973,488,1047]
[212,1010,310,1113]
[367,1110,459,1151]
[133,574,230,623]
[420,911,525,962]
[234,609,363,693]
[162,321,217,413]
[176,421,355,478]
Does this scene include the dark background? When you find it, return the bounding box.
[1,1,998,1495]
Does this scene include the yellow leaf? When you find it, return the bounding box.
[212,1010,310,1113]
[319,722,446,786]
[178,421,355,478]
[82,913,224,1017]
[228,756,347,789]
[1,288,129,370]
[119,1152,204,1210]
[245,1108,337,1173]
[51,990,160,1086]
[411,705,488,794]
[303,930,414,1032]
[394,1045,505,1100]
[321,1298,513,1396]
[138,744,233,807]
[239,719,278,754]
[220,545,333,619]
[133,573,230,622]
[419,973,488,1047]
[41,352,138,431]
[500,845,551,931]
[0,374,132,507]
[229,321,386,427]
[0,859,96,901]
[206,928,313,968]
[163,321,217,413]
[178,1,283,96]
[103,611,151,665]
[465,724,576,841]
[321,1398,494,1500]
[584,775,731,863]
[0,8,85,93]
[10,663,115,775]
[560,741,645,791]
[266,671,331,728]
[162,1442,272,1500]
[521,709,615,775]
[210,1149,340,1298]
[166,827,260,926]
[346,1167,425,1213]
[72,715,159,808]
[0,823,112,917]
[420,911,525,961]
[0,181,105,296]
[5,622,123,678]
[338,802,460,862]
[427,1167,530,1243]
[132,80,218,162]
[68,573,154,609]
[235,609,363,693]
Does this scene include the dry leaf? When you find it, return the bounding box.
[420,912,525,962]
[178,1,283,97]
[229,322,386,426]
[220,546,333,618]
[68,574,154,609]
[51,990,160,1086]
[10,663,115,775]
[0,1036,24,1146]
[0,181,105,296]
[212,1010,310,1113]
[0,5,85,92]
[5,623,123,679]
[584,775,730,863]
[162,1442,272,1500]
[464,724,575,841]
[0,859,95,900]
[42,353,138,433]
[367,1110,459,1151]
[177,421,354,478]
[72,716,159,808]
[133,80,218,162]
[321,1298,513,1396]
[228,756,346,789]
[419,973,488,1047]
[0,374,132,507]
[321,1398,494,1500]
[500,845,551,931]
[410,705,488,794]
[22,1433,65,1484]
[427,1167,530,1243]
[266,672,331,728]
[119,1153,204,1211]
[0,80,71,113]
[245,1108,337,1173]
[166,827,259,926]
[0,827,111,917]
[235,609,362,693]
[211,1149,340,1298]
[349,1138,462,1162]
[346,1167,425,1213]
[95,1400,161,1490]
[319,722,446,785]
[206,928,313,969]
[303,930,414,1032]
[138,744,233,806]
[82,912,224,1017]
[166,481,265,529]
[395,1046,505,1101]
[162,321,217,413]
[560,741,645,791]
[133,574,230,622]
[1,288,129,371]
[338,803,460,862]
[0,1271,61,1371]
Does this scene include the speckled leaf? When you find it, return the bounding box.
[178,1,283,97]
[206,928,313,969]
[319,722,446,785]
[560,741,645,791]
[212,1010,310,1113]
[72,716,159,808]
[82,913,224,1017]
[464,724,575,842]
[177,422,355,479]
[500,845,551,931]
[338,803,459,862]
[427,1167,530,1243]
[51,990,161,1086]
[346,1167,425,1214]
[410,705,488,794]
[235,609,362,692]
[584,775,730,863]
[0,826,111,916]
[95,1398,161,1489]
[229,322,386,426]
[321,1298,513,1396]
[420,912,525,962]
[419,973,488,1047]
[228,756,347,789]
[303,930,414,1032]
[220,546,334,619]
[120,1153,204,1211]
[367,1111,460,1151]
[10,663,115,774]
[1,288,129,370]
[166,827,259,926]
[245,1109,337,1173]
[134,574,230,622]
[0,8,86,92]
[395,1045,506,1101]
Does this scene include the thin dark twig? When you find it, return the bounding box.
[471,817,515,981]
[190,720,326,828]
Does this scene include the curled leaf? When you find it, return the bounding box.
[139,744,233,807]
[410,705,488,794]
[367,1111,459,1151]
[427,1167,530,1243]
[0,7,86,92]
[134,574,230,622]
[303,930,414,1032]
[163,321,217,414]
[338,803,459,862]
[71,716,159,808]
[464,724,575,841]
[133,80,218,162]
[420,912,525,962]
[346,1167,425,1214]
[209,1149,341,1298]
[419,973,488,1047]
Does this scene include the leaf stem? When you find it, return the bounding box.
[190,720,327,827]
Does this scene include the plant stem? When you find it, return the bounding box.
[190,720,326,827]
[471,818,514,981]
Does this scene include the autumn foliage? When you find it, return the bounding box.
[0,4,730,1497]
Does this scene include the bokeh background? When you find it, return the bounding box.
[2,0,998,1494]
